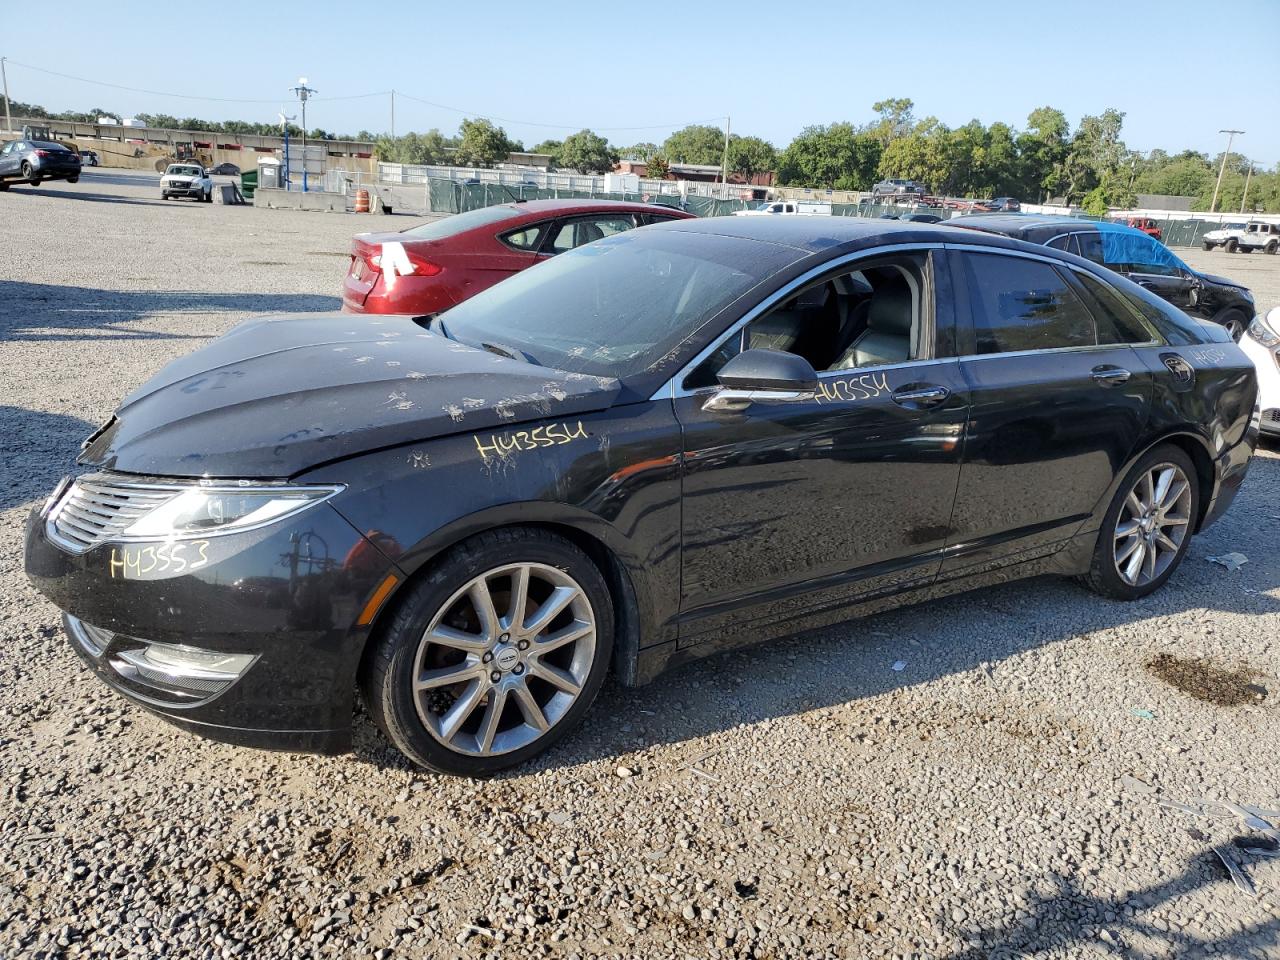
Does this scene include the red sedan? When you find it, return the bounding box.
[343,199,695,314]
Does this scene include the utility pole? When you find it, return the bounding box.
[292,77,317,191]
[1209,128,1243,215]
[1240,160,1253,214]
[390,89,395,140]
[1,57,12,135]
[719,115,731,199]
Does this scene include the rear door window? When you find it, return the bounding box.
[544,215,638,255]
[957,252,1095,354]
[1073,232,1105,266]
[1072,272,1156,344]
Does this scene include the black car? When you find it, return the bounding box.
[949,214,1256,339]
[25,218,1258,776]
[880,213,943,223]
[988,197,1021,212]
[0,139,81,189]
[209,162,241,176]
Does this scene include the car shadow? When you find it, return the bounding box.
[3,185,175,206]
[0,280,341,342]
[350,454,1280,779]
[0,407,98,511]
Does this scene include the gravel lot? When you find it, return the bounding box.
[2,173,1279,960]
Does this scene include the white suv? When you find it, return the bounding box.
[161,163,213,202]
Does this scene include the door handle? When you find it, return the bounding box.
[1091,365,1131,385]
[891,384,950,407]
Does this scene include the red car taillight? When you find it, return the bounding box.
[365,245,442,277]
[35,150,50,157]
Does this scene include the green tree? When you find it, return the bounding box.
[530,139,563,164]
[662,124,725,165]
[1058,108,1126,205]
[620,141,658,161]
[776,123,882,190]
[1016,106,1070,200]
[455,118,516,167]
[878,118,952,193]
[726,135,777,182]
[869,98,915,145]
[645,154,671,179]
[557,129,618,174]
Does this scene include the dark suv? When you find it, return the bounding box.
[949,214,1256,340]
[0,139,81,189]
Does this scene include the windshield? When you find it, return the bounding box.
[437,229,766,379]
[167,165,201,176]
[402,204,519,240]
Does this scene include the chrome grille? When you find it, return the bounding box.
[48,474,181,554]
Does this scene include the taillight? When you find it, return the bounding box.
[35,150,50,158]
[365,245,441,277]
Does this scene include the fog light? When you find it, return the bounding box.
[112,642,256,701]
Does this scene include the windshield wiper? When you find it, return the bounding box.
[480,341,540,365]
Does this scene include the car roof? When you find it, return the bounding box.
[646,213,1031,255]
[489,198,691,217]
[945,213,1105,242]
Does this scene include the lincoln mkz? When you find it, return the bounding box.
[25,218,1259,775]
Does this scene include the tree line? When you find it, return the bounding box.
[10,97,1277,212]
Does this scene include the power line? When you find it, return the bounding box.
[3,58,387,104]
[4,56,724,134]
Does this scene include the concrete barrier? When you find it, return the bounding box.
[253,187,348,212]
[214,183,246,205]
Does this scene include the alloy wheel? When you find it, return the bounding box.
[1112,462,1192,587]
[412,563,597,757]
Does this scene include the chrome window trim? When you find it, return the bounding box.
[652,242,946,401]
[956,342,1159,364]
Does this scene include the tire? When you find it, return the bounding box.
[360,527,614,776]
[1267,241,1278,255]
[1081,444,1199,601]
[67,176,78,184]
[1225,238,1238,253]
[0,182,8,192]
[1203,242,1214,251]
[161,193,170,200]
[203,188,212,203]
[21,161,33,180]
[1216,310,1247,341]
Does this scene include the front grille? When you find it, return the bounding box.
[48,474,180,554]
[1266,409,1280,425]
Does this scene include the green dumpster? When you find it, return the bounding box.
[240,171,257,199]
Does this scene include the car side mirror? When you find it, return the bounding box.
[703,349,818,413]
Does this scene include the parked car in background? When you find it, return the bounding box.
[879,213,943,223]
[1239,307,1280,439]
[160,163,213,202]
[1202,223,1247,252]
[209,162,241,176]
[988,197,1021,212]
[1125,217,1162,241]
[25,217,1257,775]
[734,200,831,216]
[0,139,81,189]
[949,214,1256,339]
[343,199,695,315]
[80,149,100,167]
[871,178,927,199]
[1235,221,1280,255]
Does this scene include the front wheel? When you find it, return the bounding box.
[1266,241,1278,255]
[202,188,212,203]
[1225,238,1238,253]
[1216,310,1247,341]
[1203,242,1214,251]
[361,528,614,776]
[1081,445,1198,601]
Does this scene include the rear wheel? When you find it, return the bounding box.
[0,182,8,192]
[67,176,78,184]
[21,161,34,181]
[361,528,613,776]
[1082,444,1198,600]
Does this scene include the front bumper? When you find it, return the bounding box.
[1239,333,1280,436]
[24,495,402,755]
[163,183,204,196]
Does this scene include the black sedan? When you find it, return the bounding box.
[25,218,1259,776]
[949,214,1256,340]
[0,139,81,189]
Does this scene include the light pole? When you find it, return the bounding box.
[291,77,317,191]
[1,57,12,135]
[1209,129,1243,215]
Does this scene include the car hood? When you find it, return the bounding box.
[1197,271,1250,291]
[79,312,621,479]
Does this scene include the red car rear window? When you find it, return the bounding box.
[401,205,522,241]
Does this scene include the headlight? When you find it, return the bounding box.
[120,484,343,539]
[1247,314,1280,348]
